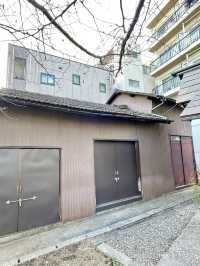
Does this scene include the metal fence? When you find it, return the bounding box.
[151,23,200,72]
[152,0,199,41]
[153,76,181,95]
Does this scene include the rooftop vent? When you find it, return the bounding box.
[117,104,130,110]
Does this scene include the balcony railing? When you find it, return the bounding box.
[152,0,199,41]
[151,24,200,72]
[153,76,181,96]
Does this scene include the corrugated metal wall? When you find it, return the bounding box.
[0,106,188,221]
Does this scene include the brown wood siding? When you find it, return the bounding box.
[0,107,176,221]
[177,65,200,104]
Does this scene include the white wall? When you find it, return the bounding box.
[192,119,200,175]
[113,53,155,93]
[6,44,113,103]
[0,43,9,89]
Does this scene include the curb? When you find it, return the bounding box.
[97,243,133,266]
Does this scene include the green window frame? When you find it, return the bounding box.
[99,82,106,93]
[40,73,55,86]
[128,79,140,89]
[72,74,81,85]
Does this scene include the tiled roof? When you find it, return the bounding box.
[0,89,171,123]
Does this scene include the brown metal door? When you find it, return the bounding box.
[181,136,196,184]
[115,142,140,200]
[94,141,140,209]
[18,149,60,231]
[0,149,19,235]
[94,141,117,206]
[170,136,185,187]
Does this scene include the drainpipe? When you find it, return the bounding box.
[152,98,165,111]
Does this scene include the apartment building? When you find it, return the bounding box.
[147,0,200,99]
[0,43,113,103]
[101,45,155,94]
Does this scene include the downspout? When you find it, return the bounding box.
[152,98,165,111]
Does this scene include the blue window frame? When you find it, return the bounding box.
[40,73,55,86]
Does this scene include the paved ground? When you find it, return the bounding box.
[0,188,195,266]
[18,199,198,266]
[94,201,197,265]
[158,211,200,266]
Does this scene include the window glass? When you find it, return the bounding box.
[14,57,26,80]
[132,51,138,58]
[47,75,55,85]
[143,65,150,75]
[72,74,80,85]
[128,79,140,89]
[40,73,55,86]
[99,82,106,93]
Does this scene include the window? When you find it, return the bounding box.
[132,51,138,58]
[14,57,26,80]
[143,65,150,75]
[40,73,55,86]
[99,82,106,93]
[72,74,80,85]
[128,79,140,89]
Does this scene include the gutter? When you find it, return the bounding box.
[172,62,200,77]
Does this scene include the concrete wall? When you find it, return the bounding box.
[6,44,113,103]
[153,103,192,136]
[113,54,154,94]
[0,106,176,221]
[111,94,153,113]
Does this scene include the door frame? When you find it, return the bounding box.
[169,135,197,188]
[0,146,62,223]
[93,139,142,211]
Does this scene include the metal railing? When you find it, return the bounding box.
[152,0,199,41]
[153,76,181,95]
[151,23,200,72]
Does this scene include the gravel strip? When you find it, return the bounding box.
[94,202,197,266]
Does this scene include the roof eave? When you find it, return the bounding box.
[0,96,171,124]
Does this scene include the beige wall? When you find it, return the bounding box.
[0,106,177,221]
[112,94,153,113]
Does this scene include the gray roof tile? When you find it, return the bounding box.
[0,89,171,123]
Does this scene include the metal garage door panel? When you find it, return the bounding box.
[94,141,117,206]
[115,142,140,200]
[0,149,18,235]
[181,136,196,184]
[18,149,60,231]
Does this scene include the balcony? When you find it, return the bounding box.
[151,24,200,73]
[152,0,199,42]
[153,76,181,96]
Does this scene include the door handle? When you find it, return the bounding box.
[6,196,37,207]
[114,177,120,183]
[115,170,119,176]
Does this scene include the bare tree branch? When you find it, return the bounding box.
[26,0,103,59]
[116,0,146,76]
[120,0,126,33]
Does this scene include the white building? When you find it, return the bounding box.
[0,44,113,103]
[101,45,155,94]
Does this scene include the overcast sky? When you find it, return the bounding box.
[0,0,162,65]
